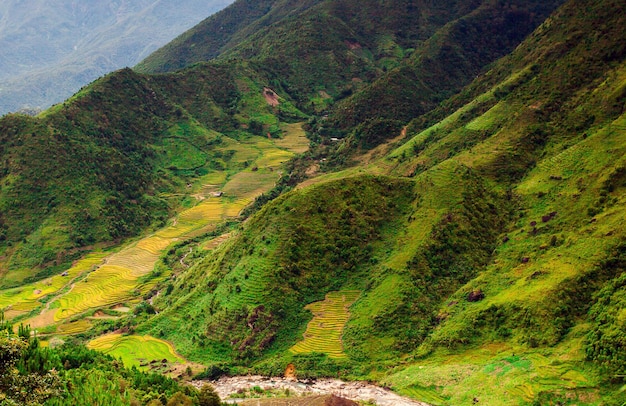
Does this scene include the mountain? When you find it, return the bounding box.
[0,0,560,289]
[1,0,626,404]
[0,0,233,115]
[138,0,626,403]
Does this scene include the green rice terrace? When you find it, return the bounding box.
[87,334,185,370]
[0,121,309,366]
[290,291,361,359]
[1,0,626,405]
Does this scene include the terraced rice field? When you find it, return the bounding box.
[254,149,294,169]
[56,319,93,335]
[54,265,140,320]
[136,236,172,255]
[399,386,448,406]
[222,172,278,197]
[290,290,361,359]
[275,123,310,154]
[6,125,309,340]
[0,252,107,318]
[87,334,185,368]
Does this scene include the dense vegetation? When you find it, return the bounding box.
[0,60,305,287]
[0,314,223,405]
[1,0,626,404]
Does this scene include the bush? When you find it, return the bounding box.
[198,385,222,406]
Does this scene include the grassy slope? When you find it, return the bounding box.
[0,56,308,288]
[141,175,415,366]
[2,0,625,404]
[0,0,563,287]
[326,0,564,131]
[138,0,564,118]
[366,0,626,403]
[138,0,626,404]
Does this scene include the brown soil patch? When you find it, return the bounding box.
[90,310,119,320]
[264,87,280,107]
[319,90,331,99]
[325,395,358,406]
[25,309,56,329]
[357,125,408,165]
[238,395,357,406]
[305,163,319,177]
[4,309,26,320]
[344,40,362,50]
[168,361,206,381]
[284,363,296,380]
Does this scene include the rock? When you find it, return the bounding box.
[467,289,485,302]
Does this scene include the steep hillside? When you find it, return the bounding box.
[138,0,563,115]
[0,0,232,115]
[0,0,561,290]
[1,0,625,404]
[134,0,626,404]
[0,61,307,288]
[135,0,282,73]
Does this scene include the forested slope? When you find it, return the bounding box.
[2,0,625,404]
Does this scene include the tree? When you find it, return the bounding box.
[0,334,62,405]
[166,391,193,406]
[198,384,222,406]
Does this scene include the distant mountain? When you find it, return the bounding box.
[0,0,232,115]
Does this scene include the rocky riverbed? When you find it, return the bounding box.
[193,376,430,406]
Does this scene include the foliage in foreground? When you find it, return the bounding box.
[0,314,224,405]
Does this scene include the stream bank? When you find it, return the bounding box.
[193,375,430,406]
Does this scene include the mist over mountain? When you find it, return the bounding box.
[0,0,232,115]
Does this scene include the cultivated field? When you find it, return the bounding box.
[3,123,309,343]
[290,291,361,359]
[87,333,185,369]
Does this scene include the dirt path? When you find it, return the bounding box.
[180,247,193,268]
[194,376,430,406]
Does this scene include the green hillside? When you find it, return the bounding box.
[138,0,563,116]
[0,61,306,288]
[137,0,626,403]
[2,0,626,405]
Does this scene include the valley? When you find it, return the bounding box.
[1,0,625,405]
[4,122,308,351]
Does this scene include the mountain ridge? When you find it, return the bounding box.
[0,0,233,115]
[1,0,625,404]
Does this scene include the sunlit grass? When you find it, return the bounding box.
[87,334,185,369]
[0,252,107,314]
[290,291,361,359]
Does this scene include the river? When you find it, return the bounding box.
[193,375,430,406]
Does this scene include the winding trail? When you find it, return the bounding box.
[196,376,430,406]
[180,247,193,268]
